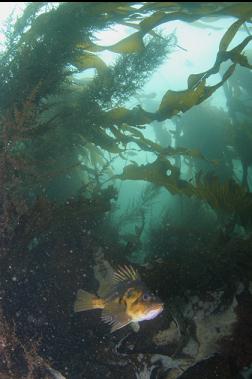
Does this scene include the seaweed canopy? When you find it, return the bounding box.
[0,3,174,237]
[1,2,252,243]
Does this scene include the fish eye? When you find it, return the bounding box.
[127,288,135,297]
[142,293,151,301]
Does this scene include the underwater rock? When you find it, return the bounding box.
[0,307,67,379]
[167,281,252,378]
[24,367,68,379]
[182,338,199,358]
[239,364,252,379]
[153,321,180,346]
[226,287,252,371]
[151,285,240,378]
[173,354,234,379]
[44,367,67,379]
[248,281,252,296]
[193,296,237,361]
[178,288,238,362]
[2,234,252,379]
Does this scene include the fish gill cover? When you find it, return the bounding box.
[0,2,252,378]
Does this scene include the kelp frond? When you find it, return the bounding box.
[115,156,195,196]
[194,172,252,222]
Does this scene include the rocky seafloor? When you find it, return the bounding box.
[1,241,252,379]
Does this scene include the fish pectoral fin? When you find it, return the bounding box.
[101,304,131,333]
[74,289,103,312]
[131,322,140,333]
[110,319,131,333]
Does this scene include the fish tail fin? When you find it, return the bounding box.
[74,289,104,312]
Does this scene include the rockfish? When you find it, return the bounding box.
[74,263,163,333]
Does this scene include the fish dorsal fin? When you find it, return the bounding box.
[94,258,114,297]
[112,265,139,284]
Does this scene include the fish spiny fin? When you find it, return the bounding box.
[112,265,139,284]
[94,256,114,298]
[74,289,103,312]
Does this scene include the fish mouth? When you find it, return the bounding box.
[157,302,164,313]
[153,302,164,312]
[155,302,164,316]
[145,303,164,320]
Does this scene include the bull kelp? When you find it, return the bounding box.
[1,2,252,379]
